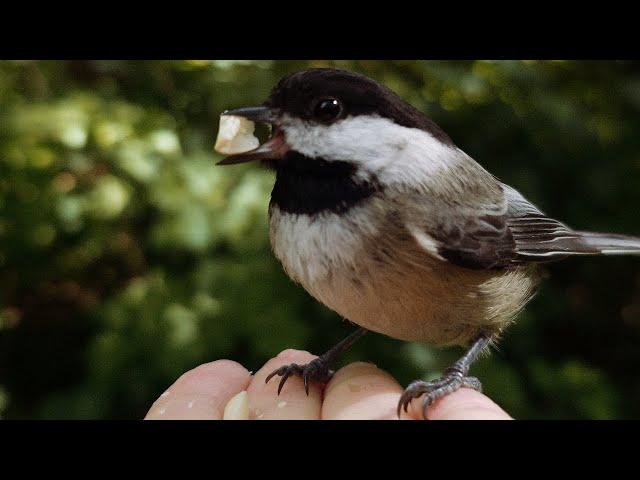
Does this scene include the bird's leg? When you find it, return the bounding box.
[398,333,492,419]
[265,327,368,395]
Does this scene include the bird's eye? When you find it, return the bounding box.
[313,98,343,122]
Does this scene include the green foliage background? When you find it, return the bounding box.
[1,60,640,419]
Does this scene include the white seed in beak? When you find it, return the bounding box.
[214,115,260,155]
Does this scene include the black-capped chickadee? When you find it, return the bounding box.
[218,68,640,418]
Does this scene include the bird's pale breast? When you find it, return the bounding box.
[269,201,540,346]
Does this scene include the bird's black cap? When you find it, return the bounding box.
[264,68,453,145]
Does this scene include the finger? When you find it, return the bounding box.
[322,362,410,420]
[407,387,512,420]
[145,360,251,420]
[246,349,322,419]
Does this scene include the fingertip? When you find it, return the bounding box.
[418,388,512,420]
[174,359,251,389]
[276,348,313,361]
[145,360,251,420]
[323,361,382,397]
[323,362,404,420]
[247,349,322,419]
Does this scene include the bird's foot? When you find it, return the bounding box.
[265,356,334,396]
[397,366,482,419]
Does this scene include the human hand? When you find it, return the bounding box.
[145,349,512,420]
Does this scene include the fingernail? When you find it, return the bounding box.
[223,391,249,420]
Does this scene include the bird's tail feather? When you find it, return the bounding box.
[576,231,640,255]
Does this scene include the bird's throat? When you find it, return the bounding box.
[268,151,380,216]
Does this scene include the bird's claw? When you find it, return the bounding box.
[265,357,334,395]
[397,368,482,419]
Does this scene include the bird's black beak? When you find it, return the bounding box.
[217,106,289,165]
[222,106,276,124]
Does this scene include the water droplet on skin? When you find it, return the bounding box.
[160,391,170,398]
[187,401,194,409]
[277,401,288,409]
[158,408,166,415]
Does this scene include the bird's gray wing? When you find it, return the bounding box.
[500,184,585,263]
[401,168,519,270]
[428,214,517,270]
[407,181,640,271]
[502,184,640,261]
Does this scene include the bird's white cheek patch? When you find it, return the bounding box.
[214,115,260,154]
[280,115,457,185]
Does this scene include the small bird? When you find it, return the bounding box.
[218,68,640,418]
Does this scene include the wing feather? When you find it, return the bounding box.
[401,153,640,270]
[406,181,640,270]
